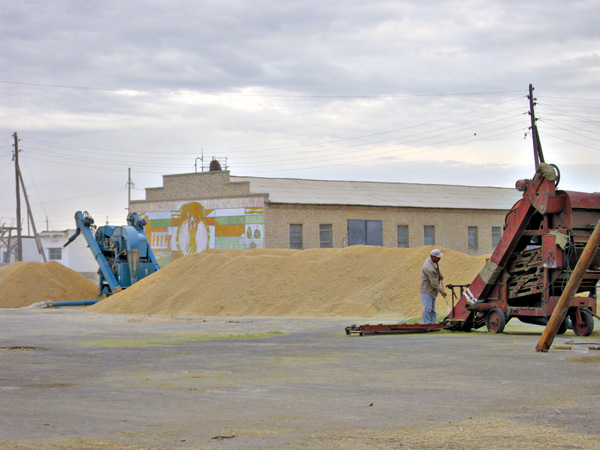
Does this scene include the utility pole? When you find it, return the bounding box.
[127,168,132,214]
[13,132,22,261]
[17,165,47,262]
[528,84,545,169]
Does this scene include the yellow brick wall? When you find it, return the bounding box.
[134,171,509,256]
[264,203,506,255]
[144,171,252,201]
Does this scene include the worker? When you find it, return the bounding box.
[420,249,447,324]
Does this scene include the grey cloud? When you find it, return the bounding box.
[2,1,600,228]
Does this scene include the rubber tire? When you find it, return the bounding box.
[486,308,506,334]
[570,309,594,337]
[557,318,568,335]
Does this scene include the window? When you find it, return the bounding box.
[468,226,478,251]
[424,226,435,245]
[397,225,409,248]
[290,224,303,249]
[347,220,383,246]
[492,226,502,250]
[319,224,333,248]
[48,248,62,260]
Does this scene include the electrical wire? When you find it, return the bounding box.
[26,122,526,171]
[0,79,524,98]
[20,157,50,225]
[15,108,528,172]
[541,116,600,136]
[541,131,600,152]
[20,120,526,175]
[19,98,526,162]
[540,120,600,145]
[537,102,600,127]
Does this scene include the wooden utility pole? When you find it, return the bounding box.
[536,219,600,352]
[528,84,545,169]
[13,132,22,261]
[127,168,134,215]
[17,165,47,262]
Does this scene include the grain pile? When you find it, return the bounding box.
[91,246,488,318]
[0,261,98,308]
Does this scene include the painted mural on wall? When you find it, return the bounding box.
[139,197,264,267]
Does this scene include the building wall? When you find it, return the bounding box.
[39,230,99,281]
[131,170,509,258]
[1,231,99,281]
[1,237,40,264]
[132,171,269,266]
[144,171,251,201]
[132,197,265,267]
[264,203,506,254]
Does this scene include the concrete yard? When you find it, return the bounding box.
[1,308,600,449]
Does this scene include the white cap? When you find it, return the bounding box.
[430,249,443,258]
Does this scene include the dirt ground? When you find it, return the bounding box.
[1,308,600,450]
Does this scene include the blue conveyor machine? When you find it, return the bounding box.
[64,211,160,297]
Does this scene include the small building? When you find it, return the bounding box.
[0,229,98,282]
[130,170,522,267]
[37,230,98,280]
[1,235,39,264]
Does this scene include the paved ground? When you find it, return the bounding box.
[1,308,600,449]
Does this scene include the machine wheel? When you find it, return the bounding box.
[557,318,568,335]
[570,309,594,337]
[460,323,472,332]
[486,308,506,333]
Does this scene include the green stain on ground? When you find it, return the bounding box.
[84,331,286,348]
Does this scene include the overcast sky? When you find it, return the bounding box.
[1,1,600,231]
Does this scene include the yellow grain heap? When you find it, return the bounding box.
[0,261,98,308]
[91,246,488,318]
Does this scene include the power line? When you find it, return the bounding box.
[223,96,526,153]
[0,79,524,98]
[245,128,528,174]
[537,102,600,127]
[229,117,527,169]
[543,95,600,103]
[21,96,525,157]
[19,114,527,172]
[542,131,600,152]
[540,118,600,142]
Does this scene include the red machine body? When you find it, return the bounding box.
[443,163,599,335]
[346,163,599,337]
[346,87,598,337]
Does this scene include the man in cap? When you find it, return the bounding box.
[420,249,447,324]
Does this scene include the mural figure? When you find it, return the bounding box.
[173,202,208,255]
[141,199,264,265]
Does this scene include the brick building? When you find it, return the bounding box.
[130,170,521,266]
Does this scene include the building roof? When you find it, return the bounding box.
[231,176,522,210]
